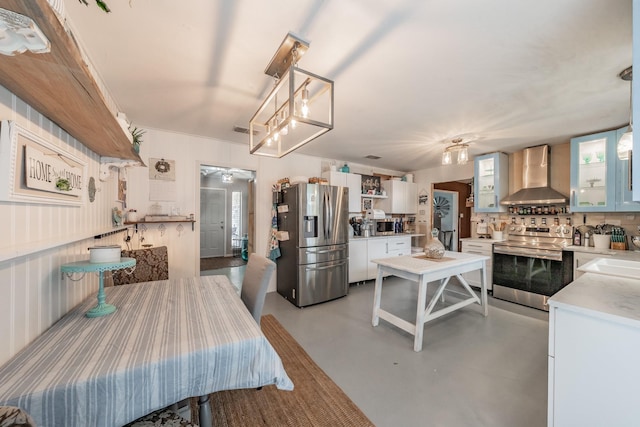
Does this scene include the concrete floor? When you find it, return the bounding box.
[262,278,549,427]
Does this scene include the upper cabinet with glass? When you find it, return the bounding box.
[474,152,509,213]
[570,131,613,212]
[570,127,640,212]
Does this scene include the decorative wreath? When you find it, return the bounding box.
[155,159,170,174]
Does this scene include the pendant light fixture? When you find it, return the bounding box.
[618,66,633,160]
[442,137,471,165]
[222,171,233,183]
[249,32,334,158]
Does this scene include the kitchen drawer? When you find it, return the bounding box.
[387,236,410,251]
[461,240,493,254]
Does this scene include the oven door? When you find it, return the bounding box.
[492,247,573,310]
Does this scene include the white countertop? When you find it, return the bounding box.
[371,251,490,275]
[460,237,506,244]
[564,245,640,260]
[548,271,640,327]
[350,233,424,240]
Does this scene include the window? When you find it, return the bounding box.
[231,191,242,243]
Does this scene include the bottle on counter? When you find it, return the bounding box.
[573,228,582,246]
[583,231,590,247]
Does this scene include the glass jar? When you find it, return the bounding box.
[424,228,445,259]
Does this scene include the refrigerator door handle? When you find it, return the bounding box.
[304,260,347,271]
[323,190,331,240]
[306,249,338,255]
[328,189,334,237]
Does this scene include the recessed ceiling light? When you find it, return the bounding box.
[364,155,381,160]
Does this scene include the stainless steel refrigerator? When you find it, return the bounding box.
[276,183,349,307]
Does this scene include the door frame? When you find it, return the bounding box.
[432,189,459,251]
[195,160,256,271]
[431,179,472,252]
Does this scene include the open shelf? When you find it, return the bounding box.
[125,220,196,231]
[361,194,388,199]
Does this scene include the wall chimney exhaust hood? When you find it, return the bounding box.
[500,145,568,205]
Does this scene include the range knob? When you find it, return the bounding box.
[555,228,562,233]
[516,227,522,232]
[562,228,570,234]
[509,226,516,232]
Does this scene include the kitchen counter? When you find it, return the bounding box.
[564,245,640,260]
[547,271,640,426]
[350,233,424,240]
[459,237,506,243]
[549,271,640,324]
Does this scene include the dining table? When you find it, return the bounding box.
[0,275,293,427]
[371,251,489,351]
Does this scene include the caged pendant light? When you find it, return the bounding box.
[249,32,334,158]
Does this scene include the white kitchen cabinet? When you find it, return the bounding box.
[348,239,368,283]
[377,180,417,214]
[548,273,640,427]
[460,239,493,290]
[322,171,362,213]
[366,235,411,279]
[367,238,389,280]
[571,250,611,280]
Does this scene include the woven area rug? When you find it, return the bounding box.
[191,315,374,426]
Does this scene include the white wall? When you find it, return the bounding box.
[0,85,122,365]
[103,126,407,290]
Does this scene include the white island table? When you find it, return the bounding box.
[372,251,489,351]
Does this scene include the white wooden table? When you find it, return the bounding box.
[372,251,489,351]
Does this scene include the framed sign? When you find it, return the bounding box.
[362,197,373,211]
[361,174,381,195]
[0,121,87,206]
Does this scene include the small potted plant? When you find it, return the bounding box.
[130,126,145,153]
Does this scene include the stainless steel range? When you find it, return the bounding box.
[492,221,574,311]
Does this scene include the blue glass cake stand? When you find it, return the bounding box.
[61,257,136,318]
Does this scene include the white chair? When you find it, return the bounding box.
[241,254,276,325]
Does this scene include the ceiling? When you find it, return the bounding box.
[61,0,633,172]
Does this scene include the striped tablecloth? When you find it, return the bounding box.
[0,276,293,427]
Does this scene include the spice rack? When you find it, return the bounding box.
[507,205,569,215]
